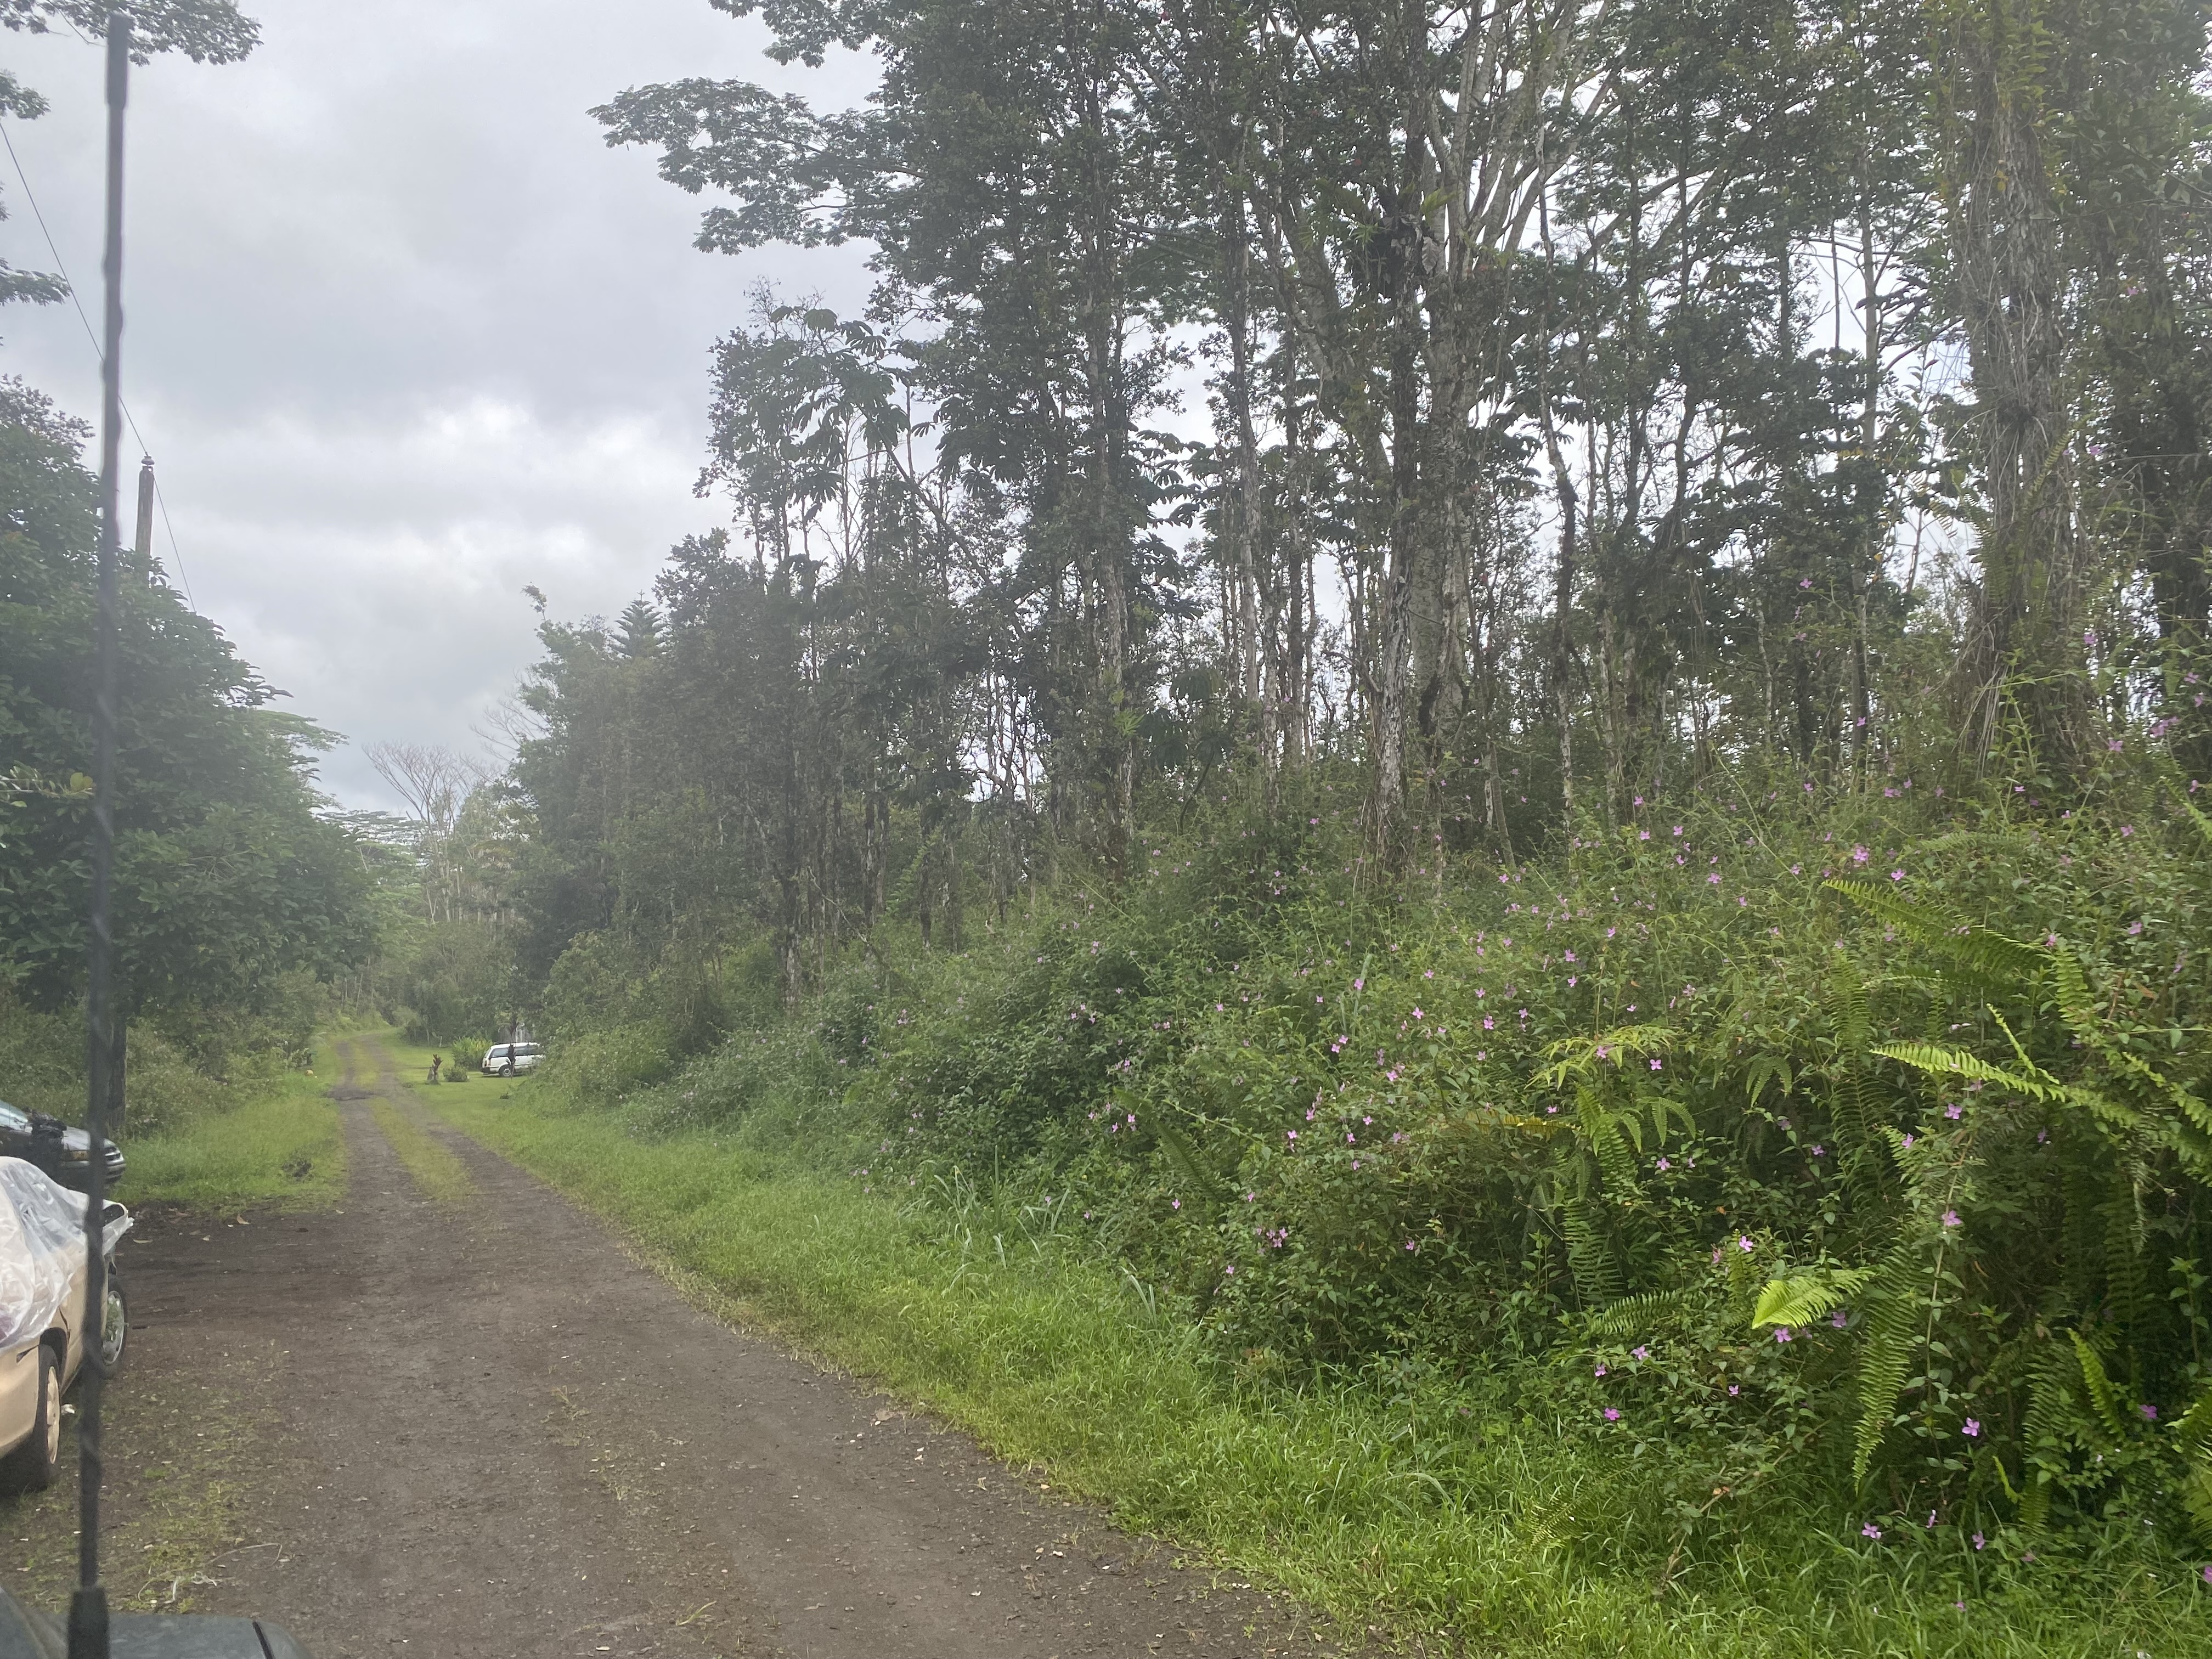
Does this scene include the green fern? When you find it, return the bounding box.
[1585,1286,1695,1343]
[1824,879,2045,986]
[2171,1381,2212,1550]
[1559,1193,1624,1307]
[1751,1265,1877,1331]
[1851,1248,1925,1486]
[2067,1330,2126,1437]
[1872,1038,2141,1135]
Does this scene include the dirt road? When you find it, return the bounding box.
[111,1039,1351,1658]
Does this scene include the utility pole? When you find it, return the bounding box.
[74,14,129,1659]
[132,454,154,579]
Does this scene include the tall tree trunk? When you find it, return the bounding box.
[1943,1,2085,769]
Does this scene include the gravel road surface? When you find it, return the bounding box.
[113,1039,1354,1659]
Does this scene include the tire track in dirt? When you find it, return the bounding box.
[118,1037,1358,1658]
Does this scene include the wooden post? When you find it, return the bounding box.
[132,455,154,579]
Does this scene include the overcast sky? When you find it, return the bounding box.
[0,0,875,812]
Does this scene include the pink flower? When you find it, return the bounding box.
[1594,1363,1607,1377]
[1862,1524,1881,1540]
[1962,1418,1980,1438]
[1632,1345,1649,1361]
[1650,1058,1662,1071]
[2141,1403,2159,1421]
[1775,1327,1793,1343]
[1171,1198,1181,1210]
[1738,1235,1756,1252]
[1603,1407,1621,1422]
[1942,1209,1961,1227]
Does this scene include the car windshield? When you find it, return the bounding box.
[0,1102,27,1132]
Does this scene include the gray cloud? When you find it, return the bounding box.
[1,0,874,809]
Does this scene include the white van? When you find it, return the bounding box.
[481,1042,544,1077]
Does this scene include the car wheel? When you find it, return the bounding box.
[0,1346,63,1492]
[99,1271,127,1373]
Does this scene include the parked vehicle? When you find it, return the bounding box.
[481,1042,544,1077]
[0,1158,128,1492]
[0,1101,124,1193]
[0,1583,311,1658]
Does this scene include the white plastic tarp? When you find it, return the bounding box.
[0,1157,128,1351]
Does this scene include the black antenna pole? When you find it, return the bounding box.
[72,13,129,1659]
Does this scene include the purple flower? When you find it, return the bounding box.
[1830,1310,1848,1329]
[2141,1403,2159,1421]
[1171,1198,1181,1210]
[1632,1345,1649,1361]
[1656,1157,1671,1172]
[1603,1407,1621,1422]
[1962,1418,1980,1438]
[1727,1383,1740,1396]
[1852,844,1870,864]
[1945,1103,1963,1120]
[1775,1327,1793,1343]
[1862,1523,1882,1540]
[1650,1058,1663,1071]
[1739,1235,1756,1252]
[1942,1209,1961,1227]
[1973,1532,1986,1550]
[1595,1363,1607,1376]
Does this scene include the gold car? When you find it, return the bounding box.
[0,1156,129,1491]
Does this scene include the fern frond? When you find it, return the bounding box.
[1824,879,2045,985]
[1872,1040,2140,1134]
[1538,1025,1677,1087]
[2165,779,2212,853]
[1585,1286,1694,1343]
[1852,1259,1923,1487]
[1751,1265,1877,1331]
[2172,1379,2212,1551]
[1560,1195,1624,1306]
[2068,1330,2126,1437]
[1151,1117,1218,1197]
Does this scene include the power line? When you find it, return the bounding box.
[0,115,195,607]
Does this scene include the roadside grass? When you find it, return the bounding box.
[121,1046,344,1212]
[423,1081,2212,1658]
[365,1094,474,1205]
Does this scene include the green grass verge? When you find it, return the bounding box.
[119,1043,345,1212]
[421,1081,2212,1658]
